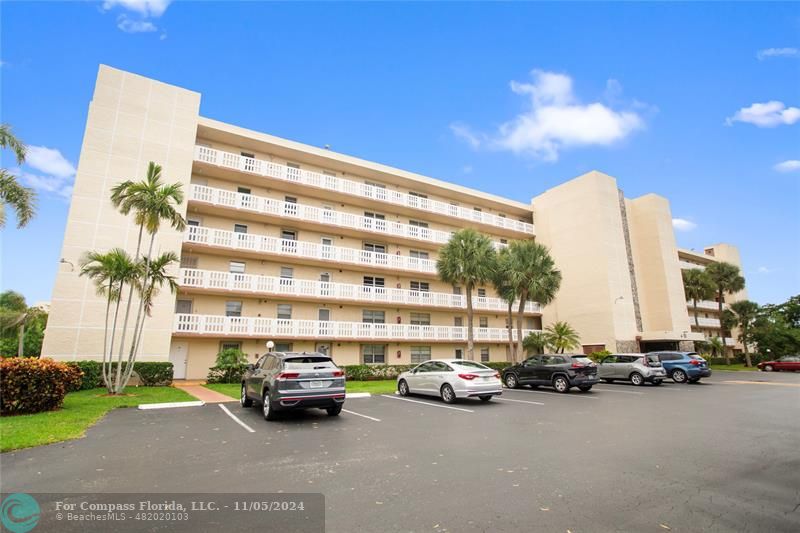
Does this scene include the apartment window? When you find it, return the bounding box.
[411,346,432,363]
[229,261,246,274]
[237,186,251,195]
[241,152,255,159]
[362,310,385,324]
[321,237,334,247]
[409,220,429,228]
[280,267,294,279]
[409,191,428,199]
[364,211,386,220]
[274,342,293,352]
[453,285,462,295]
[180,255,198,269]
[234,224,248,234]
[362,344,386,364]
[318,308,331,321]
[319,272,331,283]
[322,170,336,177]
[410,250,429,260]
[364,242,386,254]
[363,276,385,288]
[477,288,486,298]
[410,281,430,292]
[287,162,300,169]
[225,301,242,317]
[285,196,297,204]
[474,207,482,212]
[500,239,508,245]
[281,229,297,241]
[480,347,490,362]
[479,317,488,328]
[175,299,193,314]
[410,312,431,326]
[187,219,201,227]
[499,213,506,218]
[454,317,463,327]
[221,341,242,352]
[454,348,463,359]
[365,180,386,189]
[277,304,292,320]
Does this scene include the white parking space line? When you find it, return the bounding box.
[496,397,545,406]
[381,395,475,412]
[219,404,256,433]
[591,387,645,395]
[342,409,381,422]
[504,388,599,399]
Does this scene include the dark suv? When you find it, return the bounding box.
[502,354,599,393]
[241,352,345,420]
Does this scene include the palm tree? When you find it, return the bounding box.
[707,336,724,358]
[437,228,496,360]
[544,321,580,353]
[109,162,186,390]
[682,268,715,328]
[506,240,562,358]
[0,291,45,357]
[705,262,745,363]
[80,249,141,390]
[730,300,760,367]
[522,331,548,355]
[492,248,518,361]
[0,124,36,228]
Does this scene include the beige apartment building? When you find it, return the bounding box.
[42,66,744,379]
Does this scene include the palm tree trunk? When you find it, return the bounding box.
[106,283,123,393]
[465,284,475,361]
[693,298,699,328]
[121,234,156,389]
[515,289,528,359]
[17,322,24,357]
[506,300,516,362]
[114,224,145,393]
[742,327,752,367]
[718,290,730,365]
[101,280,112,390]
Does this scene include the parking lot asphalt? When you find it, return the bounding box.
[2,371,799,532]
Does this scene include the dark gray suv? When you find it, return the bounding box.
[241,352,345,420]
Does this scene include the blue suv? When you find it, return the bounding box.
[649,351,711,383]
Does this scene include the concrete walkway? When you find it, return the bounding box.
[173,383,234,403]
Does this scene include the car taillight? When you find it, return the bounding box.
[332,370,344,377]
[689,360,701,366]
[571,363,584,369]
[458,373,478,380]
[277,372,300,379]
[494,372,500,379]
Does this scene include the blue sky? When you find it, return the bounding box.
[1,1,799,306]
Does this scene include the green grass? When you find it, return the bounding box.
[0,387,193,452]
[709,363,760,372]
[204,379,398,399]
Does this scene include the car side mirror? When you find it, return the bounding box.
[246,364,255,371]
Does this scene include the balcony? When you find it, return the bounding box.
[173,313,537,342]
[692,317,722,328]
[679,260,704,270]
[185,226,440,275]
[189,185,506,249]
[194,145,535,236]
[178,268,542,314]
[687,300,722,311]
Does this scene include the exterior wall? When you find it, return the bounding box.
[42,65,200,361]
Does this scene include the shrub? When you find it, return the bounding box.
[587,350,612,363]
[341,364,413,381]
[64,361,174,389]
[66,361,103,390]
[0,357,83,415]
[207,348,249,384]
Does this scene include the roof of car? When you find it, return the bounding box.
[269,351,329,359]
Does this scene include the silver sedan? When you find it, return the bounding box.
[397,359,502,403]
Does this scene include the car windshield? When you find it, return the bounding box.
[570,357,594,365]
[646,355,661,365]
[453,361,490,370]
[283,357,335,370]
[687,353,704,360]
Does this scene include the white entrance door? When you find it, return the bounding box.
[169,341,188,379]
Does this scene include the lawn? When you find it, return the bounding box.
[709,364,760,372]
[205,379,398,399]
[0,387,193,452]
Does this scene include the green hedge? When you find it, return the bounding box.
[341,361,511,380]
[1,357,83,415]
[65,361,174,389]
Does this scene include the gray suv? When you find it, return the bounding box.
[241,352,345,420]
[597,353,666,386]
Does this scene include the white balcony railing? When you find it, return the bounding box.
[693,317,722,328]
[178,268,542,314]
[190,185,506,249]
[194,145,535,235]
[184,226,439,275]
[679,260,705,270]
[687,300,723,311]
[174,313,537,342]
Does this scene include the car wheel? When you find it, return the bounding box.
[398,379,410,397]
[764,365,774,372]
[326,404,342,416]
[440,384,457,404]
[240,383,253,407]
[479,395,492,402]
[504,373,519,389]
[553,375,570,393]
[603,378,614,384]
[578,385,592,392]
[652,379,663,386]
[671,369,688,384]
[262,390,278,421]
[630,372,645,386]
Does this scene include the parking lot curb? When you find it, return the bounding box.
[138,401,206,410]
[345,392,371,399]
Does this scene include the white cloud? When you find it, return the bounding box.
[773,160,800,173]
[117,14,157,33]
[103,0,172,18]
[11,169,74,201]
[449,123,482,149]
[757,266,775,274]
[452,70,645,161]
[757,47,799,60]
[25,146,76,178]
[462,165,473,174]
[725,101,800,128]
[672,218,697,232]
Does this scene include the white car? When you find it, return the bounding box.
[396,359,503,403]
